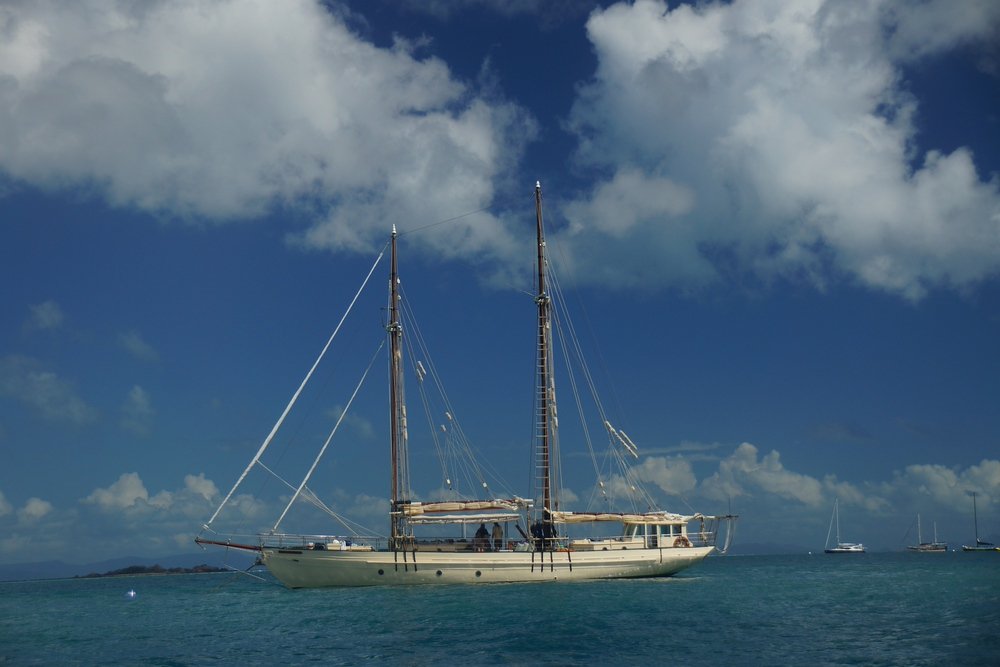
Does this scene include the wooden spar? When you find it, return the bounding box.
[194,537,263,552]
[388,226,405,551]
[535,181,555,540]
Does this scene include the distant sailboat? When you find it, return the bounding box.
[824,499,865,554]
[906,514,946,553]
[961,493,998,552]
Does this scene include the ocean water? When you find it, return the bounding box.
[1,552,998,666]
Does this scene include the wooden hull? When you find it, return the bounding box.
[262,545,714,587]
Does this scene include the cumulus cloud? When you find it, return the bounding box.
[562,0,1000,299]
[629,456,698,496]
[0,490,12,516]
[0,355,97,423]
[690,442,999,532]
[82,471,266,528]
[0,0,534,262]
[17,497,53,522]
[881,459,1000,509]
[184,473,218,503]
[84,472,152,510]
[6,1,991,299]
[882,0,1000,62]
[701,442,828,506]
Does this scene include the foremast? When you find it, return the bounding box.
[388,225,410,551]
[534,181,558,546]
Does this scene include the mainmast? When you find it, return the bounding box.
[534,181,557,544]
[973,492,980,543]
[388,225,408,550]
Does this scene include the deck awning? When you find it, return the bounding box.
[400,499,525,516]
[550,510,692,524]
[406,512,523,525]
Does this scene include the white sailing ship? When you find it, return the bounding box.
[824,499,865,554]
[197,182,736,587]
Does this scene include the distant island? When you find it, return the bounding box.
[74,563,228,578]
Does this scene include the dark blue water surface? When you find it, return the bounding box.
[1,552,997,666]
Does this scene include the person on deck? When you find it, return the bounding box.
[492,522,503,552]
[474,523,489,552]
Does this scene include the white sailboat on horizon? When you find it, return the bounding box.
[962,492,998,552]
[196,182,737,587]
[824,499,865,554]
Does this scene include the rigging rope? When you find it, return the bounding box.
[398,287,516,500]
[273,339,385,531]
[201,245,387,533]
[255,461,383,538]
[397,205,493,236]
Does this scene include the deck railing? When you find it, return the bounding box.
[253,526,724,553]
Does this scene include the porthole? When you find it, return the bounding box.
[436,570,443,576]
[475,571,482,577]
[378,569,384,575]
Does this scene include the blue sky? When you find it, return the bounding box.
[1,0,999,563]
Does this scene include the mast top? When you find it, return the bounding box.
[392,224,397,236]
[536,180,541,189]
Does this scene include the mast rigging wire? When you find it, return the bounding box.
[200,245,387,533]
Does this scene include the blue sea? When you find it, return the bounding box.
[2,552,997,666]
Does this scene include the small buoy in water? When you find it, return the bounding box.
[125,589,137,600]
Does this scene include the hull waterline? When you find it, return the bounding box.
[262,546,714,587]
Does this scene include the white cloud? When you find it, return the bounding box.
[5,452,996,561]
[84,472,150,510]
[880,459,1000,509]
[0,355,97,423]
[0,0,534,261]
[882,0,1000,62]
[562,0,1000,298]
[184,473,218,503]
[629,456,698,496]
[25,300,64,331]
[82,471,266,529]
[119,330,158,362]
[701,442,827,506]
[120,384,154,436]
[17,497,53,522]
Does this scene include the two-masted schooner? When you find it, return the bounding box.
[906,514,947,553]
[196,182,736,587]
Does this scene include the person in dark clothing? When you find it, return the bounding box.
[474,522,489,552]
